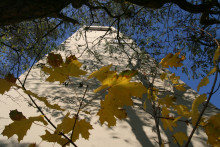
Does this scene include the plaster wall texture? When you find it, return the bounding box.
[0,26,219,147]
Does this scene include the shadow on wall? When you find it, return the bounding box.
[0,139,30,147]
[125,106,154,147]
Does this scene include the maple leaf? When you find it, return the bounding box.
[56,112,93,142]
[94,72,147,107]
[213,46,220,64]
[174,105,191,118]
[88,64,115,82]
[0,79,14,94]
[161,116,181,132]
[162,107,170,117]
[158,95,176,107]
[173,132,188,145]
[9,109,26,121]
[204,113,220,146]
[0,73,17,94]
[97,98,127,127]
[65,55,77,64]
[2,115,47,142]
[159,53,173,68]
[47,53,63,67]
[169,73,180,84]
[42,55,87,83]
[4,73,16,83]
[41,130,69,146]
[174,83,187,91]
[42,66,68,83]
[118,70,138,78]
[191,94,207,126]
[91,67,147,127]
[161,107,181,131]
[28,143,36,147]
[160,72,168,81]
[197,76,209,92]
[160,52,185,68]
[208,67,217,76]
[24,90,64,111]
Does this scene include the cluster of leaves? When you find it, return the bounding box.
[158,49,220,146]
[0,47,219,146]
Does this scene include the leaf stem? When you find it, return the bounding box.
[185,65,219,146]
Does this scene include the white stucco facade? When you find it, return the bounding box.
[0,26,219,147]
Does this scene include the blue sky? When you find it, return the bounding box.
[169,67,220,108]
[2,4,219,109]
[55,23,220,109]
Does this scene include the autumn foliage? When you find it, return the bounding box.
[0,46,220,146]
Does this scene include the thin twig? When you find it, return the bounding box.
[17,79,77,147]
[71,85,89,139]
[185,65,219,146]
[173,135,181,147]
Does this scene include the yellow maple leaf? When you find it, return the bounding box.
[173,132,188,145]
[94,71,147,107]
[174,105,191,118]
[204,113,220,146]
[160,53,173,68]
[88,64,115,82]
[197,76,209,92]
[160,72,168,81]
[161,107,181,131]
[0,73,17,94]
[162,107,170,117]
[208,67,217,76]
[42,56,87,83]
[0,79,14,94]
[56,112,73,133]
[191,94,207,126]
[2,115,47,142]
[213,46,220,64]
[92,67,147,127]
[28,143,36,147]
[24,90,64,111]
[160,52,185,68]
[42,66,67,83]
[41,130,69,146]
[174,83,187,91]
[158,95,176,107]
[161,118,178,132]
[97,98,127,127]
[56,112,93,141]
[169,73,180,84]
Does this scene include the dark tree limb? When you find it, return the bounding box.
[0,0,72,25]
[0,0,219,26]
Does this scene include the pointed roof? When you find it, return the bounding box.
[1,26,219,147]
